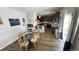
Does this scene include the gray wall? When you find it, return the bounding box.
[71,8,79,50]
[72,24,79,50]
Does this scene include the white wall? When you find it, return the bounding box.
[0,8,27,50]
[26,12,37,27]
[62,8,74,41]
[27,13,33,24]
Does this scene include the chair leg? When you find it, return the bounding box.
[20,47,21,51]
[20,46,27,51]
[34,43,37,48]
[36,41,38,47]
[25,47,27,51]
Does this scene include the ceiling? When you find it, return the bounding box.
[10,7,59,13]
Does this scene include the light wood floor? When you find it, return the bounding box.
[1,28,63,51]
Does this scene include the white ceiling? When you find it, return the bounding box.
[10,7,59,13]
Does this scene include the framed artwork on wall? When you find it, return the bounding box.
[0,17,3,24]
[9,18,20,26]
